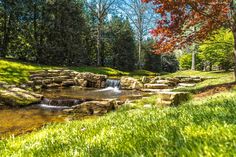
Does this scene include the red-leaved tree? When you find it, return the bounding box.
[143,0,236,79]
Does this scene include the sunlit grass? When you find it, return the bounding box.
[163,70,235,93]
[1,92,236,156]
[0,60,50,84]
[70,67,156,76]
[0,59,156,85]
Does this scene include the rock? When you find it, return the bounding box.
[0,87,43,106]
[141,76,151,84]
[42,98,83,106]
[178,83,196,87]
[74,79,88,87]
[29,70,108,89]
[75,72,107,88]
[46,83,61,88]
[61,80,75,87]
[149,77,160,84]
[156,92,191,106]
[144,84,171,89]
[120,77,143,90]
[66,100,116,115]
[156,80,176,86]
[141,89,172,92]
[143,104,152,108]
[0,81,8,87]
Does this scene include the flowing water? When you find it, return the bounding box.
[0,105,70,139]
[0,82,149,139]
[40,86,144,101]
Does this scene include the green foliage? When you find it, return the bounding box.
[179,53,203,70]
[144,39,162,72]
[198,28,234,71]
[104,17,136,71]
[161,54,179,73]
[2,92,236,156]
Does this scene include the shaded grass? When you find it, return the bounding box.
[1,92,236,156]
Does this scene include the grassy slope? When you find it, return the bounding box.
[164,70,235,93]
[0,59,156,84]
[1,92,236,156]
[1,61,236,156]
[0,60,52,84]
[71,67,156,76]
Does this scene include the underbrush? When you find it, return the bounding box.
[1,92,236,156]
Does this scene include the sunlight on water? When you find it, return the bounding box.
[97,87,121,93]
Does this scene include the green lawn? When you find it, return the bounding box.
[0,59,156,84]
[1,60,236,156]
[1,92,236,156]
[163,70,235,93]
[0,60,53,84]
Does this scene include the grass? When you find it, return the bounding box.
[0,59,156,84]
[163,70,235,93]
[71,67,156,76]
[0,60,54,84]
[70,66,129,76]
[1,92,236,156]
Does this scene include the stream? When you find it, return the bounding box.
[0,86,147,139]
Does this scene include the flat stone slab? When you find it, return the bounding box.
[178,83,196,87]
[64,100,117,115]
[141,89,172,93]
[0,87,43,106]
[144,84,171,89]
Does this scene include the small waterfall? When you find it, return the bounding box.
[105,79,121,89]
[97,79,121,93]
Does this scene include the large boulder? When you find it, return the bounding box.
[156,92,191,106]
[120,77,143,90]
[0,87,43,106]
[64,99,116,115]
[75,72,107,88]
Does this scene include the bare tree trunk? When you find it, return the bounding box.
[138,38,142,69]
[97,23,102,66]
[191,50,195,70]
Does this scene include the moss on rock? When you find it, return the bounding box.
[0,87,43,106]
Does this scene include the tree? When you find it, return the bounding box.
[108,17,136,71]
[86,0,115,66]
[199,28,234,71]
[143,39,162,72]
[117,0,156,69]
[179,53,203,71]
[143,0,236,79]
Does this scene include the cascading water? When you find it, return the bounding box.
[105,79,121,88]
[98,79,121,93]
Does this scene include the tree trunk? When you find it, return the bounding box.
[138,38,142,69]
[97,25,102,66]
[233,27,236,81]
[191,50,195,70]
[2,4,9,58]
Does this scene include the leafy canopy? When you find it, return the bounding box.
[142,0,235,54]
